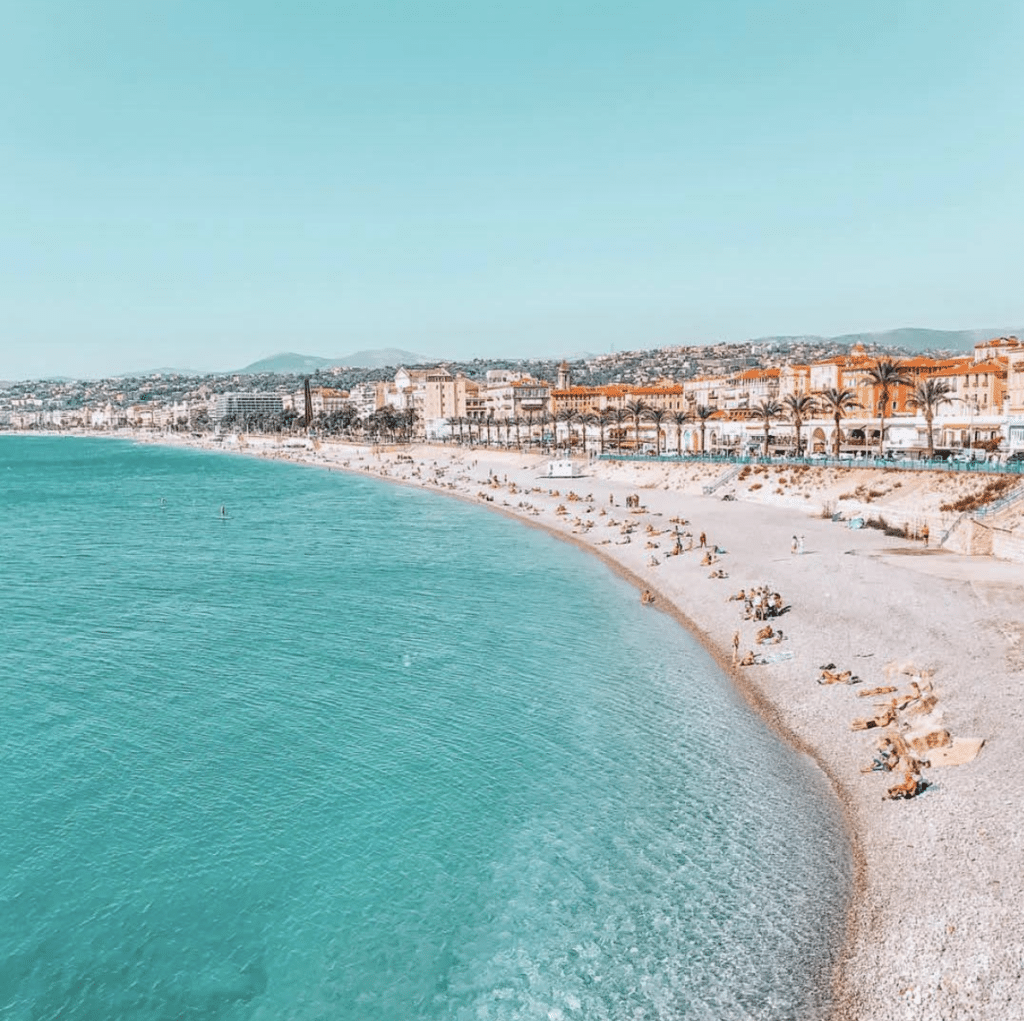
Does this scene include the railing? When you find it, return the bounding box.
[973,481,1024,519]
[703,463,745,495]
[596,451,1024,476]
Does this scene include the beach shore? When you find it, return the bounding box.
[149,433,1024,1020]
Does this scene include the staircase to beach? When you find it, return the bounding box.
[703,463,744,496]
[972,480,1024,521]
[939,480,1024,561]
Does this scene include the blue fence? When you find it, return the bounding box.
[595,451,1024,476]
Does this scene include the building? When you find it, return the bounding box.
[211,392,285,423]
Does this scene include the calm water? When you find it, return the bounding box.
[0,437,850,1020]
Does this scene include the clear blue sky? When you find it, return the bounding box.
[1,0,1021,379]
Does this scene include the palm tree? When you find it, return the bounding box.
[864,359,911,455]
[524,409,536,448]
[647,406,667,456]
[623,398,651,453]
[556,407,580,453]
[694,404,716,454]
[611,407,628,452]
[909,378,953,458]
[597,410,614,455]
[484,410,495,446]
[581,411,601,455]
[819,387,861,458]
[670,410,689,457]
[536,410,551,449]
[782,393,818,457]
[752,399,783,457]
[512,415,523,449]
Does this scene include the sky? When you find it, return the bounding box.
[1,0,1022,380]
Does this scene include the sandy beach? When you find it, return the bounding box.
[149,433,1024,1020]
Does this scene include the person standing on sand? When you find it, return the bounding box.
[922,523,930,548]
[732,630,740,664]
[699,531,707,548]
[791,535,798,554]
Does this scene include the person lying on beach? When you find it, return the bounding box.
[728,589,746,602]
[818,668,853,685]
[738,651,761,667]
[640,589,655,605]
[708,569,728,579]
[885,771,929,801]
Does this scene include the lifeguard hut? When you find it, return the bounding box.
[545,458,583,478]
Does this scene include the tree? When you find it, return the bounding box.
[647,406,667,456]
[670,410,689,457]
[579,411,600,455]
[598,409,615,455]
[819,387,861,458]
[865,359,911,455]
[557,407,580,452]
[694,404,716,454]
[909,377,953,458]
[623,399,651,452]
[611,407,628,452]
[782,393,818,457]
[752,399,783,457]
[401,407,418,442]
[536,410,551,449]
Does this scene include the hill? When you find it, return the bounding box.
[755,326,1022,354]
[237,349,430,374]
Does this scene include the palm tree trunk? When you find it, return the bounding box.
[834,414,841,457]
[926,411,934,458]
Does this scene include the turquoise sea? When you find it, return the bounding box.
[0,437,850,1020]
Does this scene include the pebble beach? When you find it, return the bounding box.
[153,433,1024,1020]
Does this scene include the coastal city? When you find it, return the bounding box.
[3,335,1024,463]
[4,3,1024,1018]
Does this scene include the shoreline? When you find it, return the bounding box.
[39,432,1024,1019]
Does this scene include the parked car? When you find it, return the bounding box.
[1006,451,1024,464]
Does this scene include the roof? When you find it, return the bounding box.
[935,360,1006,377]
[629,385,685,395]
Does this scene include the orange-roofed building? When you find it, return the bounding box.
[627,384,688,413]
[931,360,1007,416]
[779,364,811,400]
[510,378,551,420]
[973,335,1021,363]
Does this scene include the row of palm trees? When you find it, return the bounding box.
[443,359,957,459]
[443,401,722,457]
[737,362,955,459]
